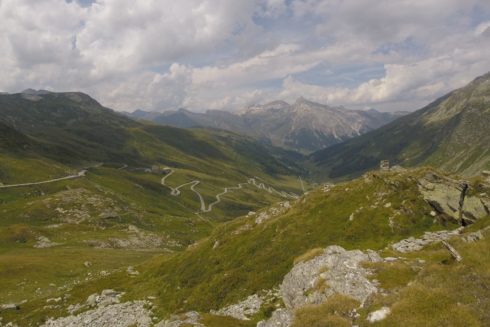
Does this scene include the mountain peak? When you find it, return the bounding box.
[294,96,310,105]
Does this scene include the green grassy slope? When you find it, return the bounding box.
[133,168,457,315]
[3,168,489,326]
[0,91,306,322]
[311,72,490,180]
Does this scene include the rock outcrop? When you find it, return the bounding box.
[392,228,463,253]
[258,245,382,327]
[42,290,153,327]
[281,245,382,309]
[418,173,489,225]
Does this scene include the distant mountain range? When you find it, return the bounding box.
[0,90,303,178]
[311,72,490,179]
[129,98,407,153]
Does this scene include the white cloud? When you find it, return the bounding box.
[0,0,489,112]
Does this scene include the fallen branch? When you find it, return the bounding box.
[442,240,462,262]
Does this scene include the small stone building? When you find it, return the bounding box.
[380,160,390,171]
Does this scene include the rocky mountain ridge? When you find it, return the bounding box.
[129,98,405,153]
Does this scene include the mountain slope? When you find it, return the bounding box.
[0,90,307,314]
[311,73,490,179]
[7,167,490,326]
[0,91,303,175]
[130,98,403,153]
[0,121,33,152]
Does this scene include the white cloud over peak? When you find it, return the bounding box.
[0,0,489,112]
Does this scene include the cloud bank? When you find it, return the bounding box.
[1,0,489,112]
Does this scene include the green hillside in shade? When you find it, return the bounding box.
[310,72,490,180]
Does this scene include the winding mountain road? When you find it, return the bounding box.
[0,164,298,217]
[0,170,87,189]
[160,167,298,214]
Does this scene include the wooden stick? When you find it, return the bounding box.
[442,240,462,262]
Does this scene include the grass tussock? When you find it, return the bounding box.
[294,247,325,265]
[363,260,418,289]
[292,294,359,327]
[361,224,490,326]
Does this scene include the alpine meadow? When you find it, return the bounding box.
[1,1,490,327]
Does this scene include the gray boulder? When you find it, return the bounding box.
[280,245,382,309]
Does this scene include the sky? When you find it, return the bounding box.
[1,0,490,112]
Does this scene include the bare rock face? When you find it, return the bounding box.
[280,245,382,310]
[418,173,489,224]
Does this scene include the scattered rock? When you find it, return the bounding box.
[34,236,60,248]
[85,224,176,249]
[367,307,391,323]
[255,202,291,225]
[392,228,462,253]
[99,211,120,219]
[257,309,293,327]
[463,230,485,243]
[232,223,253,235]
[322,183,334,193]
[86,289,122,307]
[42,301,152,327]
[0,318,19,327]
[211,294,263,320]
[0,303,20,311]
[44,188,122,224]
[127,266,140,276]
[156,311,203,327]
[83,261,92,268]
